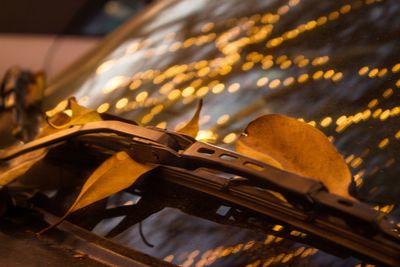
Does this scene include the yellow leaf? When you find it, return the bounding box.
[71,151,154,212]
[38,97,103,137]
[177,99,203,138]
[45,99,69,118]
[39,151,155,234]
[38,113,71,137]
[46,97,102,130]
[0,149,47,186]
[236,114,354,200]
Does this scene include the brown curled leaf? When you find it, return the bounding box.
[38,151,155,234]
[236,114,354,200]
[177,99,203,138]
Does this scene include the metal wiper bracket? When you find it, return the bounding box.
[1,120,399,266]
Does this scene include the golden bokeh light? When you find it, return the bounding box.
[136,91,149,102]
[228,83,240,93]
[212,83,225,94]
[283,77,295,86]
[382,88,393,98]
[196,86,209,97]
[378,138,389,149]
[297,73,309,83]
[141,113,153,124]
[151,104,164,115]
[269,79,281,89]
[97,103,110,113]
[168,89,181,100]
[368,99,378,108]
[359,66,369,76]
[368,68,379,78]
[182,86,195,97]
[129,79,142,90]
[392,63,400,73]
[257,77,269,87]
[115,97,128,109]
[332,72,343,82]
[217,114,230,125]
[320,117,332,127]
[223,133,237,144]
[313,71,324,80]
[323,70,335,79]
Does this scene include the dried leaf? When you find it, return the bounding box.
[45,99,69,118]
[38,113,70,137]
[0,149,47,186]
[44,97,99,128]
[47,97,102,129]
[38,97,103,137]
[177,99,203,138]
[237,114,354,199]
[70,151,154,212]
[39,151,155,233]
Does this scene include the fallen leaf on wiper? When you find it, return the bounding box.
[237,114,354,200]
[0,149,47,186]
[177,99,203,138]
[1,97,103,186]
[44,99,69,118]
[68,151,154,211]
[39,151,155,234]
[37,97,103,137]
[47,97,102,129]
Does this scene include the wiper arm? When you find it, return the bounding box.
[1,120,399,266]
[0,121,325,208]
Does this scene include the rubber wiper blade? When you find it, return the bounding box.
[158,166,400,266]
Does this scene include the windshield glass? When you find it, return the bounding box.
[43,0,400,265]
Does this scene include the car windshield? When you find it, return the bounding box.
[42,0,400,265]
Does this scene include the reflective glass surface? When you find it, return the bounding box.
[44,0,400,265]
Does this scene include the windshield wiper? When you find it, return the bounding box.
[1,120,399,266]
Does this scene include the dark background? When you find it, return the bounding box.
[0,0,153,36]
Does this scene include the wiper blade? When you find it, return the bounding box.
[157,166,400,266]
[1,120,399,266]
